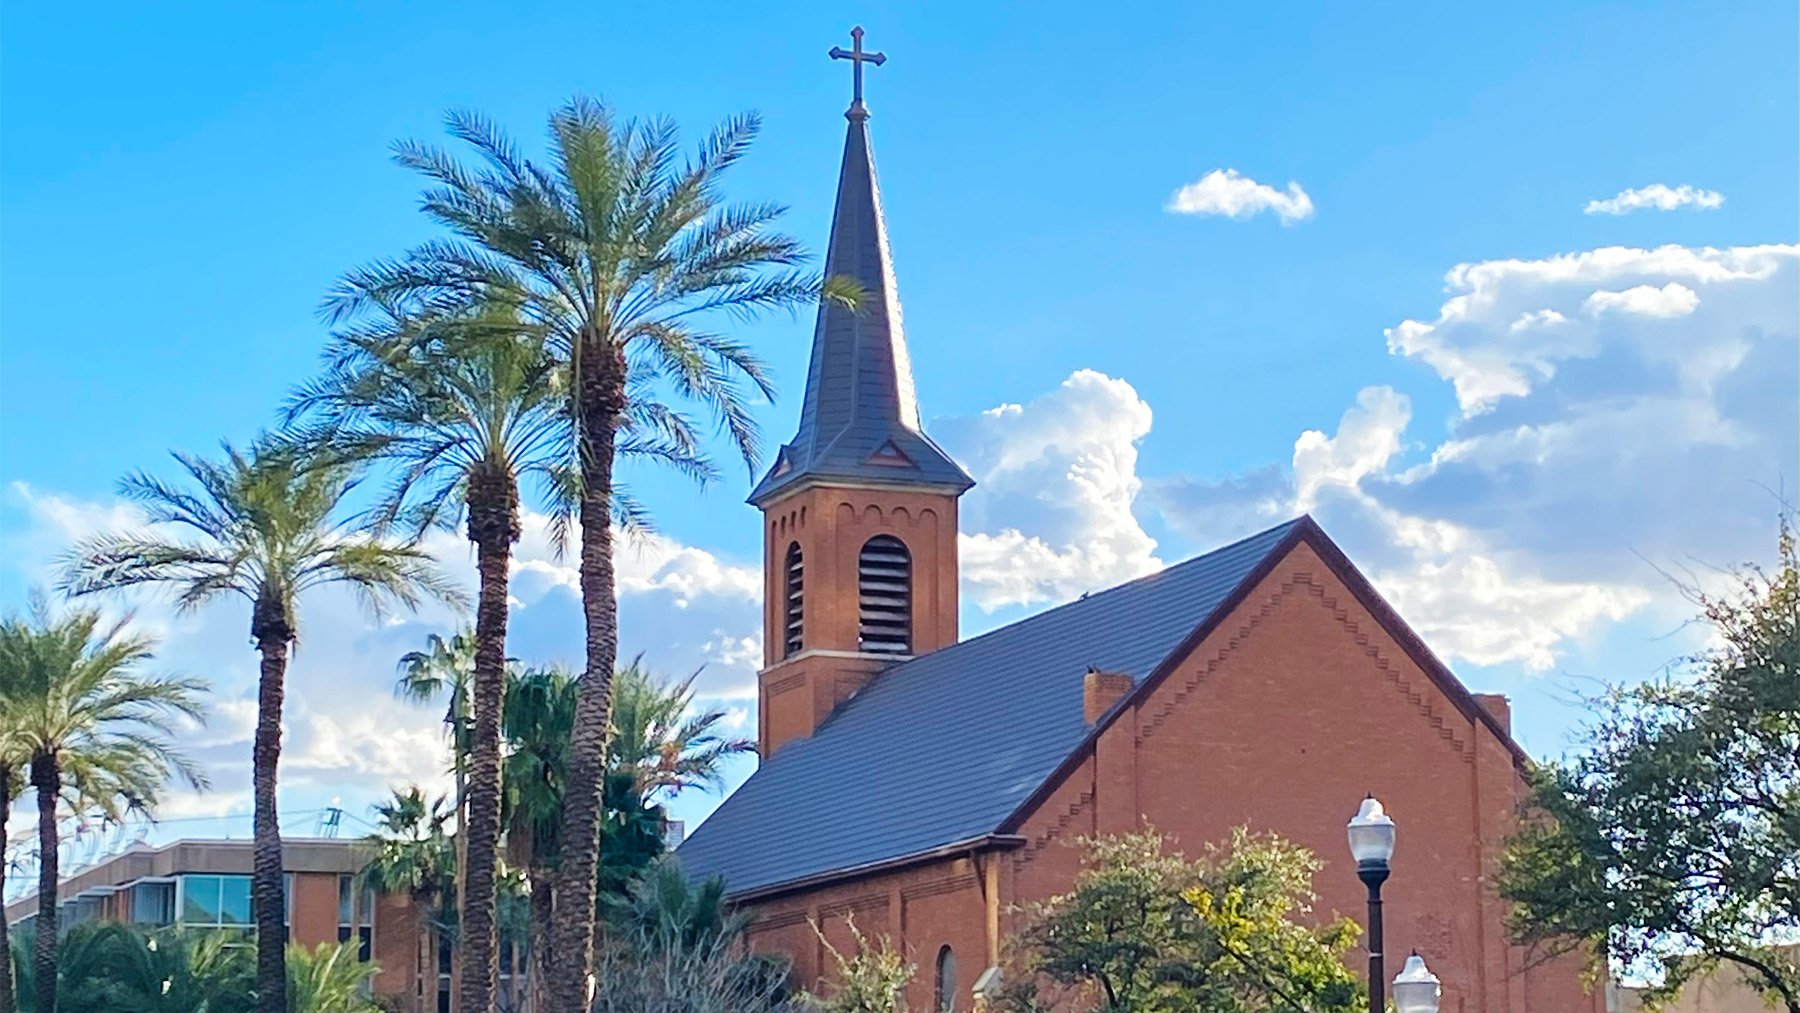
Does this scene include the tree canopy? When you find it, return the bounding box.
[1500,526,1800,1012]
[997,829,1363,1013]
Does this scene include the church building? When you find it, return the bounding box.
[678,32,1602,1013]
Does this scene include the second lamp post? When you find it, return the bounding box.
[1347,795,1397,1013]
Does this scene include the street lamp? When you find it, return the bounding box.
[1347,795,1396,1013]
[1393,951,1442,1013]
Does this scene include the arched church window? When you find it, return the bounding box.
[783,542,804,658]
[857,535,911,655]
[934,945,956,1012]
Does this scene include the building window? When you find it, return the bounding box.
[180,875,253,937]
[338,874,374,961]
[129,881,176,926]
[857,535,912,655]
[783,542,804,658]
[935,945,956,1012]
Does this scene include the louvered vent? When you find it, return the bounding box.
[857,535,911,655]
[783,542,804,658]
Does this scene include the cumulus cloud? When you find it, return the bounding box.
[1583,282,1700,318]
[1385,244,1792,414]
[1154,240,1796,672]
[1583,184,1725,216]
[1166,169,1315,224]
[938,369,1162,610]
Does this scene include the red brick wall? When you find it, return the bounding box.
[741,853,995,1011]
[758,483,962,756]
[741,537,1600,1013]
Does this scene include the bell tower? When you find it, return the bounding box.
[749,28,973,757]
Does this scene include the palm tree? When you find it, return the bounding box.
[285,317,568,1013]
[326,97,833,1010]
[607,659,754,800]
[362,787,455,1013]
[0,733,25,1011]
[393,627,474,1001]
[500,666,576,1013]
[60,442,461,1013]
[0,596,207,1013]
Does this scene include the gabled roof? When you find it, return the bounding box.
[677,519,1307,897]
[747,106,973,506]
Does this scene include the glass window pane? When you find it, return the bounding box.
[338,875,353,924]
[183,876,221,925]
[220,876,251,925]
[131,882,174,925]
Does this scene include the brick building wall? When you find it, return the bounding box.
[739,540,1603,1013]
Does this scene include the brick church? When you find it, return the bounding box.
[678,35,1602,1013]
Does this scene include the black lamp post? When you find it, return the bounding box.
[1347,795,1397,1013]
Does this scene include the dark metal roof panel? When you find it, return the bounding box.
[677,519,1304,895]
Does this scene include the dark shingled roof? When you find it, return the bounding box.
[746,107,973,506]
[677,519,1306,896]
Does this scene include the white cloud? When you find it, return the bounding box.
[1385,244,1793,414]
[1155,239,1796,673]
[1583,282,1699,318]
[1166,169,1315,224]
[1583,184,1725,216]
[939,369,1162,610]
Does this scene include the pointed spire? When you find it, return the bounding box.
[748,38,973,506]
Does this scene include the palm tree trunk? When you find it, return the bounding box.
[548,349,625,1013]
[251,604,291,1013]
[0,766,16,1013]
[460,467,519,1013]
[416,902,433,1013]
[29,754,58,1013]
[528,868,553,1013]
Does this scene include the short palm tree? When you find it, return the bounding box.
[60,442,461,1013]
[500,665,577,1013]
[325,97,834,1011]
[607,659,754,801]
[362,787,455,1013]
[0,735,25,1011]
[285,314,568,1011]
[0,596,207,1013]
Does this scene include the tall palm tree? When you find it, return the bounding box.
[285,316,568,1013]
[0,596,207,1013]
[60,442,461,1013]
[325,97,834,1011]
[362,787,455,1013]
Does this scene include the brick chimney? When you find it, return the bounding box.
[1083,668,1135,724]
[1473,693,1511,735]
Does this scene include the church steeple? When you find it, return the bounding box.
[751,29,970,757]
[747,28,973,507]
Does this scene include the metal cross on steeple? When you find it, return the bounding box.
[829,26,886,117]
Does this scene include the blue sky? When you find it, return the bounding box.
[2,2,1796,858]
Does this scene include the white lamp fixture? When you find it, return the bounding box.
[1393,951,1441,1013]
[1346,795,1396,868]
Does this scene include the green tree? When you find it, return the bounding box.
[804,919,913,1013]
[997,830,1362,1013]
[394,627,475,981]
[287,307,571,1011]
[1500,528,1800,1012]
[326,97,833,1011]
[361,787,456,1013]
[60,443,461,1013]
[0,597,207,1013]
